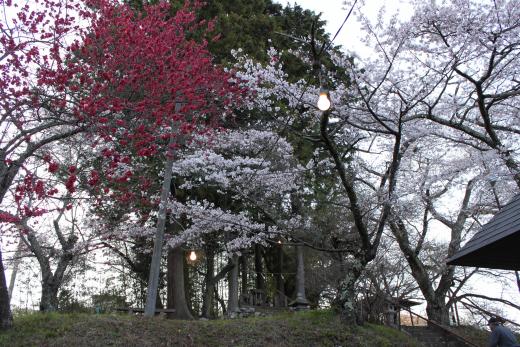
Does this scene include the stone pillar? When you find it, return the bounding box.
[289,244,309,310]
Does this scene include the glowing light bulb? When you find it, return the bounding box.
[277,240,282,244]
[317,91,331,111]
[189,251,197,261]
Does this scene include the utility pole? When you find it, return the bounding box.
[144,102,182,317]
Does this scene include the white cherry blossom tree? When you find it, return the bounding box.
[231,0,520,323]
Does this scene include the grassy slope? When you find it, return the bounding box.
[0,310,421,347]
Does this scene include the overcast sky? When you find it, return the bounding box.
[273,0,414,57]
[275,0,362,48]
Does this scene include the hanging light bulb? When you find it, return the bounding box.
[317,89,331,111]
[189,251,197,261]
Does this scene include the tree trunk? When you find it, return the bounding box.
[31,233,77,312]
[275,244,283,292]
[202,248,215,318]
[240,255,248,295]
[215,287,226,315]
[40,279,59,312]
[254,244,264,291]
[38,264,63,312]
[201,252,234,319]
[166,246,193,319]
[274,243,285,307]
[338,266,362,324]
[155,288,163,309]
[184,254,192,314]
[8,239,23,303]
[228,255,239,314]
[0,248,12,329]
[390,195,470,328]
[391,225,452,325]
[426,297,450,325]
[202,281,215,318]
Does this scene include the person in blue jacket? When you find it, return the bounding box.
[488,317,520,347]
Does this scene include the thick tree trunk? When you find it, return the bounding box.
[39,280,59,312]
[390,219,452,326]
[401,254,451,325]
[0,248,12,329]
[38,267,65,312]
[166,246,193,319]
[38,250,75,312]
[227,255,239,314]
[254,244,264,291]
[201,252,234,319]
[390,177,476,328]
[426,297,450,325]
[30,231,77,312]
[338,266,362,324]
[202,248,215,318]
[202,282,215,318]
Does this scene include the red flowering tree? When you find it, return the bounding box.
[0,0,243,327]
[67,0,240,210]
[0,0,89,328]
[69,0,242,317]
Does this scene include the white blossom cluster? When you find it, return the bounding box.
[166,200,274,253]
[232,47,321,116]
[165,128,304,252]
[86,218,156,242]
[172,129,303,198]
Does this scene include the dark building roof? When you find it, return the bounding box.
[387,297,421,308]
[446,194,520,270]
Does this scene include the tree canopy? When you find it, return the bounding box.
[0,0,519,332]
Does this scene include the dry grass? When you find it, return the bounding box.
[0,310,422,347]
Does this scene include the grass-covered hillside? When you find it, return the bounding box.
[0,310,421,347]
